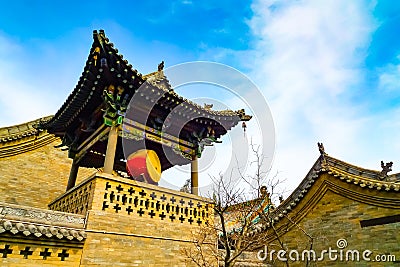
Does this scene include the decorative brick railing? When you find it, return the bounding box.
[99,178,212,225]
[49,176,95,215]
[49,173,213,226]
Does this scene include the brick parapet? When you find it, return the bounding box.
[49,173,215,266]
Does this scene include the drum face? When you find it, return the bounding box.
[126,149,161,184]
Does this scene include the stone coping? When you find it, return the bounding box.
[0,202,85,227]
[0,202,86,241]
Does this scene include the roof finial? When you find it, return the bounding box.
[260,185,270,201]
[236,109,252,121]
[380,161,393,180]
[204,103,213,110]
[317,142,325,155]
[158,61,164,72]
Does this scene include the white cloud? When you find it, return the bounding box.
[378,55,400,92]
[244,0,400,194]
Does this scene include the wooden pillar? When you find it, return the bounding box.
[104,125,119,174]
[67,159,79,191]
[191,155,199,195]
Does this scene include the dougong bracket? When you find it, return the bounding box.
[103,84,129,126]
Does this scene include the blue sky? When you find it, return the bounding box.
[1,0,399,195]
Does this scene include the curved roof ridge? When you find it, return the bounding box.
[325,155,378,176]
[324,155,400,180]
[250,154,400,234]
[0,115,53,141]
[0,116,58,158]
[145,71,252,118]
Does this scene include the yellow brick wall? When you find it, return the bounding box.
[0,139,95,209]
[80,231,199,266]
[0,239,83,267]
[61,174,215,266]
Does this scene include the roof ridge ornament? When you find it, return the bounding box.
[204,103,213,110]
[317,142,325,155]
[236,109,252,121]
[317,142,328,167]
[158,61,164,72]
[380,161,393,180]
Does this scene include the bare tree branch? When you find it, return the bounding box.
[183,143,313,267]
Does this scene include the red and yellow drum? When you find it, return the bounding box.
[126,149,161,185]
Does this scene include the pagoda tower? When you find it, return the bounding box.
[38,29,251,195]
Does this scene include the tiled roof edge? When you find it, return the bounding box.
[0,116,53,141]
[247,154,400,235]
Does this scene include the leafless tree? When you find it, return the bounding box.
[182,143,314,267]
[183,172,272,267]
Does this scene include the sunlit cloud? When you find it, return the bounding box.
[378,55,400,93]
[243,0,400,193]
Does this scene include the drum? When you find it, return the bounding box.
[126,149,161,185]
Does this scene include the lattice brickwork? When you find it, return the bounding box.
[0,242,81,266]
[49,181,94,215]
[100,180,212,225]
